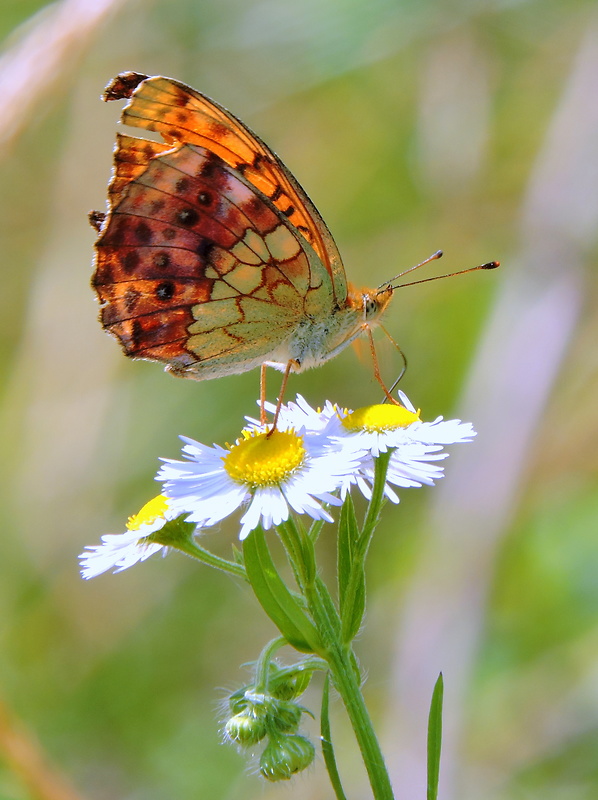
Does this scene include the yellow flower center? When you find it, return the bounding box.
[342,403,420,432]
[223,429,306,488]
[127,495,169,531]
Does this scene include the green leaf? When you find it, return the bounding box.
[243,526,323,654]
[338,494,366,642]
[320,673,348,800]
[338,493,360,610]
[427,673,444,800]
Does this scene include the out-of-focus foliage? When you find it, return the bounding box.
[0,1,597,799]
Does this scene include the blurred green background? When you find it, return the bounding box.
[1,1,597,798]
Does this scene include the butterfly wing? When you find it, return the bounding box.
[93,140,335,379]
[101,72,347,305]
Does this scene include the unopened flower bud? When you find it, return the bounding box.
[224,711,268,747]
[259,733,315,781]
[271,669,312,700]
[267,699,302,734]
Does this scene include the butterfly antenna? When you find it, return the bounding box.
[388,260,500,291]
[377,250,443,291]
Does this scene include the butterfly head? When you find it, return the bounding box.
[347,284,394,328]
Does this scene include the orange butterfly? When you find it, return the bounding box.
[91,72,396,405]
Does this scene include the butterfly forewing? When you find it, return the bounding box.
[93,140,334,378]
[104,72,347,304]
[109,133,173,204]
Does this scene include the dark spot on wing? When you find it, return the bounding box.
[175,177,190,194]
[154,252,170,268]
[196,240,214,262]
[200,155,219,180]
[123,250,140,274]
[176,208,199,226]
[149,198,165,214]
[156,281,175,301]
[136,221,152,243]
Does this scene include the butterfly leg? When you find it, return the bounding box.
[260,363,268,425]
[377,323,407,402]
[266,359,299,436]
[366,328,400,404]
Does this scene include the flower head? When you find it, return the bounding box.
[79,495,180,579]
[270,392,476,504]
[158,419,361,540]
[337,390,474,453]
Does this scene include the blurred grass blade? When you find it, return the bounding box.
[427,673,444,800]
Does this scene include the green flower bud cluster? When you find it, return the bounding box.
[225,689,305,742]
[224,663,316,780]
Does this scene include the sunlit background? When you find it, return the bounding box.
[1,1,598,798]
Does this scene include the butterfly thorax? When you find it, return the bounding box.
[265,284,394,373]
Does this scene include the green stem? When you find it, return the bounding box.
[315,635,394,797]
[309,455,394,798]
[321,673,349,800]
[297,547,393,799]
[277,520,310,590]
[254,637,287,692]
[269,466,395,798]
[283,519,341,645]
[172,537,247,580]
[361,450,391,544]
[340,451,391,642]
[326,642,394,799]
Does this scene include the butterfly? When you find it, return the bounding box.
[91,73,395,401]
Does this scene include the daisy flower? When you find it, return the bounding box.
[269,392,475,504]
[334,391,475,454]
[80,495,181,579]
[157,423,362,540]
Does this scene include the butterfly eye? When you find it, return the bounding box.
[364,295,379,319]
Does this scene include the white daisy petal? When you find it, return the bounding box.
[158,414,358,540]
[79,495,180,579]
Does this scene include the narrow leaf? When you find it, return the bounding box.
[427,673,444,800]
[340,566,366,643]
[338,493,359,611]
[243,526,323,654]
